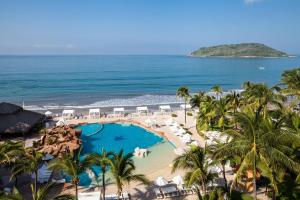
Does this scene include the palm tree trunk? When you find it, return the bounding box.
[34,170,38,198]
[75,183,78,200]
[102,172,106,200]
[222,163,228,191]
[253,165,257,200]
[184,100,187,124]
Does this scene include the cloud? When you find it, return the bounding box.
[32,44,75,49]
[244,0,262,5]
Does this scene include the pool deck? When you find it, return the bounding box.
[57,110,203,199]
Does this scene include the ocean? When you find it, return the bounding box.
[0,55,299,111]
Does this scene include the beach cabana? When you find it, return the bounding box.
[172,175,184,187]
[180,104,192,110]
[62,109,75,119]
[136,106,148,115]
[89,108,100,118]
[159,105,171,114]
[0,102,45,136]
[155,177,168,186]
[113,107,125,116]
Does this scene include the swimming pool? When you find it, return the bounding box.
[74,123,164,186]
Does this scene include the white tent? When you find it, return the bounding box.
[62,109,75,119]
[172,175,184,186]
[159,105,171,113]
[113,107,125,116]
[45,111,52,117]
[155,176,168,186]
[180,104,192,110]
[136,106,148,115]
[89,108,100,118]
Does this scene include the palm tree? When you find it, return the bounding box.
[197,95,216,132]
[172,146,217,197]
[85,149,113,200]
[108,150,149,199]
[48,151,91,200]
[241,82,285,118]
[281,68,300,97]
[214,108,300,200]
[211,85,222,100]
[0,141,23,165]
[177,86,190,124]
[11,148,43,198]
[214,97,230,131]
[0,183,74,200]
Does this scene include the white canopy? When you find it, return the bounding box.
[155,176,168,186]
[172,175,184,186]
[62,109,74,114]
[45,111,52,116]
[113,107,125,115]
[180,104,192,110]
[89,108,100,116]
[62,109,75,119]
[136,106,148,114]
[159,105,171,112]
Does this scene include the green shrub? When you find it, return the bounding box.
[171,114,177,117]
[187,112,193,116]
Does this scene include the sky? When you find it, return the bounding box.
[0,0,299,55]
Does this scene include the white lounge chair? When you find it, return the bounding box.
[79,191,101,200]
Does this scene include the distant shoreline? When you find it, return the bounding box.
[188,53,296,59]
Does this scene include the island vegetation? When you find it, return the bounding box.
[190,43,289,58]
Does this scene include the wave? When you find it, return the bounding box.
[24,94,183,111]
[24,90,245,111]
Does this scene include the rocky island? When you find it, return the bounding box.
[190,43,289,58]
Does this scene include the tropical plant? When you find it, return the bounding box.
[85,149,113,200]
[177,86,190,124]
[197,95,216,132]
[211,85,222,100]
[0,183,74,200]
[108,150,149,199]
[48,150,91,200]
[172,146,217,197]
[214,108,300,200]
[281,68,300,96]
[10,148,43,198]
[0,141,23,165]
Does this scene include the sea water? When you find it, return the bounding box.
[0,55,299,110]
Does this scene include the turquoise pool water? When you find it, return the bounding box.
[74,123,164,187]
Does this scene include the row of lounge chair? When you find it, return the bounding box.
[78,191,130,200]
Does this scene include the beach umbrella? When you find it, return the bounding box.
[172,175,184,186]
[155,176,168,186]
